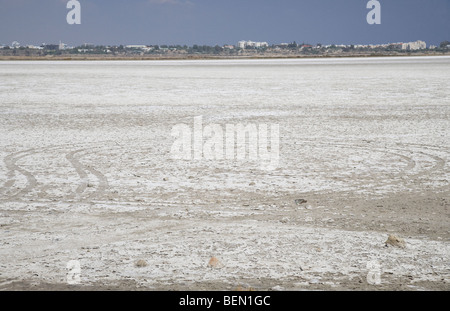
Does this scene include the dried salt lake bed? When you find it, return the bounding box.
[0,57,449,290]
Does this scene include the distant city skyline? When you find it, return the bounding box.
[0,0,449,47]
[1,40,434,50]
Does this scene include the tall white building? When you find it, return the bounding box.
[402,40,426,50]
[238,41,246,49]
[238,40,268,49]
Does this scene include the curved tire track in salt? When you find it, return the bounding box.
[66,150,89,197]
[66,149,109,200]
[1,143,112,202]
[295,140,448,192]
[0,149,37,201]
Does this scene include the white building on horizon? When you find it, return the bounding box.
[402,40,426,50]
[59,41,68,50]
[27,45,44,50]
[238,40,269,49]
[125,45,148,49]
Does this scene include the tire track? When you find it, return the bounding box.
[1,142,114,203]
[300,140,418,177]
[0,149,37,200]
[309,140,446,178]
[66,150,89,197]
[395,142,448,177]
[66,149,109,200]
[293,139,448,191]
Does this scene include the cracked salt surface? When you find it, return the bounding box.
[2,216,448,290]
[0,57,449,290]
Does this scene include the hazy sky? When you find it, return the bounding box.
[0,0,449,46]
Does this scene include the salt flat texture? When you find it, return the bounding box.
[0,57,449,290]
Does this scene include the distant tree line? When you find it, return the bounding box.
[440,41,450,49]
[1,40,449,57]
